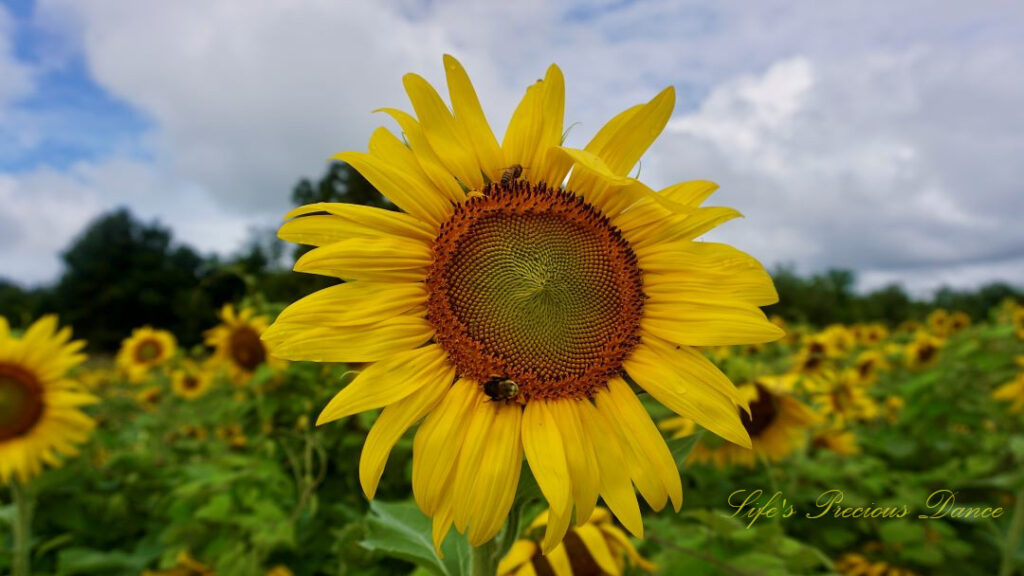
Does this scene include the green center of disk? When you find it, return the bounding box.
[133,339,162,363]
[427,182,644,402]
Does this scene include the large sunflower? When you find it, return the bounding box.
[116,326,177,383]
[266,55,782,551]
[205,304,282,382]
[0,315,96,483]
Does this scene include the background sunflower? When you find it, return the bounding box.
[0,315,96,484]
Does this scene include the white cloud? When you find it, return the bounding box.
[2,0,1021,294]
[36,0,457,212]
[658,46,1024,291]
[0,159,259,283]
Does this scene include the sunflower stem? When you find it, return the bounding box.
[470,536,499,576]
[998,486,1024,576]
[11,480,34,576]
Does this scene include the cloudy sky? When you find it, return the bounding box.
[1,0,1022,294]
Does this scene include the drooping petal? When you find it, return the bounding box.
[359,362,455,498]
[431,493,456,554]
[463,403,524,545]
[597,378,683,511]
[550,400,599,526]
[541,496,575,555]
[522,400,575,552]
[452,393,498,533]
[521,401,572,515]
[577,401,644,538]
[413,379,478,515]
[624,338,752,449]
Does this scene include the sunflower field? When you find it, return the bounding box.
[2,56,1024,576]
[2,299,1023,576]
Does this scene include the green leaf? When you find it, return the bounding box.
[56,547,154,576]
[195,493,233,521]
[668,430,705,469]
[0,504,14,527]
[362,500,472,576]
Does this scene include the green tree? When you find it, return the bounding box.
[51,209,210,350]
[290,161,388,209]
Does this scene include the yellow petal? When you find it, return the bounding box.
[573,524,622,575]
[497,540,537,575]
[624,339,751,449]
[658,180,719,207]
[550,400,599,526]
[276,282,427,328]
[283,201,436,242]
[375,107,467,204]
[403,72,483,189]
[521,401,572,516]
[452,394,498,532]
[443,54,505,180]
[465,403,523,545]
[335,132,453,227]
[413,379,478,515]
[503,65,564,184]
[266,316,434,363]
[556,147,662,217]
[432,494,455,554]
[293,236,430,282]
[574,86,675,178]
[544,543,572,576]
[625,206,743,248]
[577,401,644,538]
[602,524,658,572]
[643,241,778,309]
[277,215,353,247]
[642,301,784,346]
[597,378,682,511]
[359,362,455,498]
[317,344,450,424]
[541,497,574,555]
